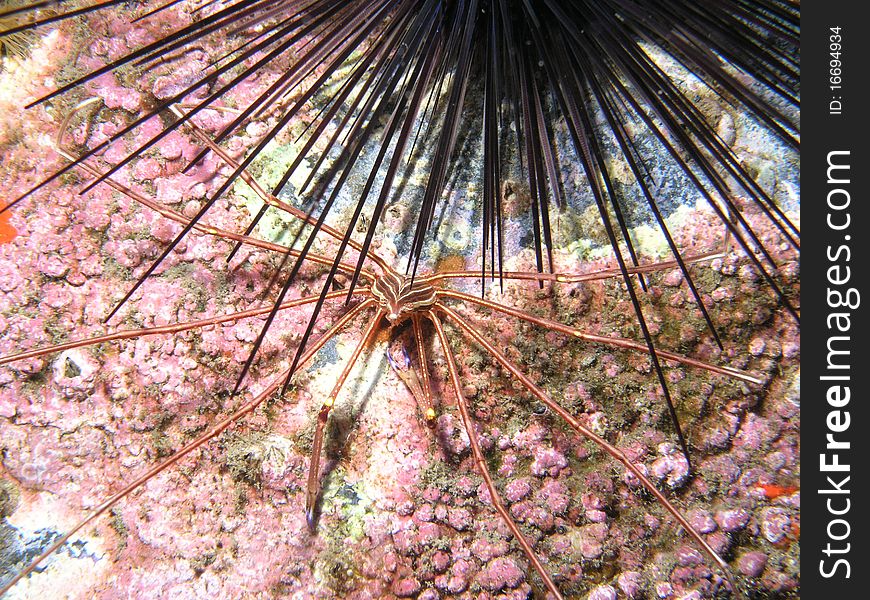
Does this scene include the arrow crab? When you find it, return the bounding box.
[0,110,799,599]
[0,1,799,598]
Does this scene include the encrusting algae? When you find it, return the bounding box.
[0,2,798,599]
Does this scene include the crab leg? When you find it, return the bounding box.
[168,103,392,274]
[440,289,761,384]
[386,319,437,427]
[0,296,377,597]
[51,153,368,284]
[306,303,384,527]
[412,314,437,426]
[435,302,741,598]
[424,250,723,285]
[386,341,428,420]
[0,288,368,366]
[426,250,733,356]
[429,312,564,600]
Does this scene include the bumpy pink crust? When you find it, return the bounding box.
[0,5,798,600]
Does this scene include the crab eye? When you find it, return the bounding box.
[386,343,411,371]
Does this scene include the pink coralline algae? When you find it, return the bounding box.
[650,443,690,488]
[713,509,750,534]
[617,571,645,598]
[0,6,799,600]
[476,556,525,592]
[529,447,568,478]
[587,584,617,600]
[736,551,768,578]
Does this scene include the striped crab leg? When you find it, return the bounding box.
[435,301,742,598]
[429,310,565,600]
